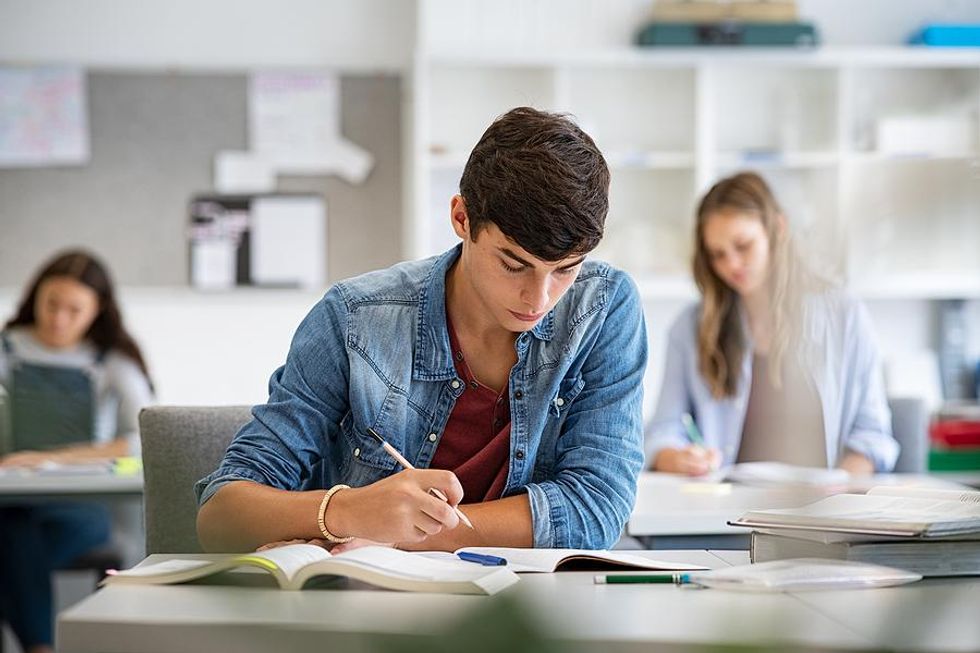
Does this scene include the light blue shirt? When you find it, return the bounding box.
[196,245,648,549]
[645,291,899,472]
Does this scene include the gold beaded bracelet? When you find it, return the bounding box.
[317,484,354,543]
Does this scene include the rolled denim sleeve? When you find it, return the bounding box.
[525,272,647,549]
[841,302,899,472]
[195,288,352,505]
[644,308,697,465]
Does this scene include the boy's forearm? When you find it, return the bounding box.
[196,481,324,553]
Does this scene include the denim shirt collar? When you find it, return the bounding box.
[413,244,555,381]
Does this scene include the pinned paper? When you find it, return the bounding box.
[213,151,276,194]
[0,67,89,167]
[247,72,374,184]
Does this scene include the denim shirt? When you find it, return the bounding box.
[196,245,647,549]
[645,291,899,472]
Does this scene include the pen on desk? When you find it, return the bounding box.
[680,413,705,447]
[594,573,694,585]
[365,427,474,529]
[457,551,508,566]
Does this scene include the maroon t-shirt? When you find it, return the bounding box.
[429,318,512,503]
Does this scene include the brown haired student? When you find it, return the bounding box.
[646,172,898,477]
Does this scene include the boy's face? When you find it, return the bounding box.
[450,196,586,333]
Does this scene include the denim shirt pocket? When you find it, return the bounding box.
[532,375,586,485]
[339,412,398,487]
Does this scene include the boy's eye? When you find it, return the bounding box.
[501,261,525,274]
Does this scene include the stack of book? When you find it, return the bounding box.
[636,0,818,47]
[930,402,980,472]
[730,486,980,577]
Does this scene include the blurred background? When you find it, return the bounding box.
[0,0,978,432]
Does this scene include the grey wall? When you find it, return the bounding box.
[0,71,402,288]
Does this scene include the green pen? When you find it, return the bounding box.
[680,412,705,447]
[594,573,694,585]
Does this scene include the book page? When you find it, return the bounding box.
[331,547,502,581]
[109,559,215,578]
[455,548,707,573]
[867,486,980,505]
[725,462,851,487]
[244,544,333,582]
[740,494,980,534]
[691,558,921,591]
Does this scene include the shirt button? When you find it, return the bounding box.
[514,390,524,400]
[451,379,461,389]
[353,447,361,457]
[455,351,463,361]
[556,397,565,407]
[515,450,525,460]
[428,432,438,443]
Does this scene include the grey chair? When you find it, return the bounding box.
[888,396,929,473]
[138,405,252,554]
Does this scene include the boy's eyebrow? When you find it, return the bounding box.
[499,247,585,271]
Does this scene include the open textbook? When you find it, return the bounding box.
[730,486,980,537]
[102,544,519,595]
[452,547,709,573]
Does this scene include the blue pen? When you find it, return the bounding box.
[457,551,508,566]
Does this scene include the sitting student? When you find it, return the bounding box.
[0,250,154,653]
[195,107,647,553]
[647,172,898,476]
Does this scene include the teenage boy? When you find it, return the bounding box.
[196,107,647,552]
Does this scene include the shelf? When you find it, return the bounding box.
[844,151,980,165]
[605,151,696,170]
[716,150,839,169]
[851,273,980,300]
[423,47,980,69]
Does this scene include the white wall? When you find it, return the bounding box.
[0,0,415,71]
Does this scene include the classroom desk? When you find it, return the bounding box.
[57,549,980,653]
[0,467,143,505]
[627,471,972,549]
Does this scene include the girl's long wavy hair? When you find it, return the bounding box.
[5,250,154,389]
[693,172,825,399]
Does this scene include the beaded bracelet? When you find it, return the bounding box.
[317,484,354,543]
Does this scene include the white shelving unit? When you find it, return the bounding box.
[408,7,980,302]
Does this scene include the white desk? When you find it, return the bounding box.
[57,549,980,653]
[627,471,973,549]
[0,468,143,504]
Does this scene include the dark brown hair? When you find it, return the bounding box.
[459,106,610,261]
[5,250,154,388]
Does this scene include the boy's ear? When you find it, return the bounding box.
[450,195,469,239]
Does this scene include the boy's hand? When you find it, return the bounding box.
[325,469,464,544]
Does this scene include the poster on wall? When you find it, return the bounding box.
[0,67,89,167]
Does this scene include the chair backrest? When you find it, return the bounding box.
[139,405,252,554]
[888,396,928,473]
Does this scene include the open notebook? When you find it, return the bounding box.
[103,544,519,595]
[448,547,709,573]
[730,486,980,538]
